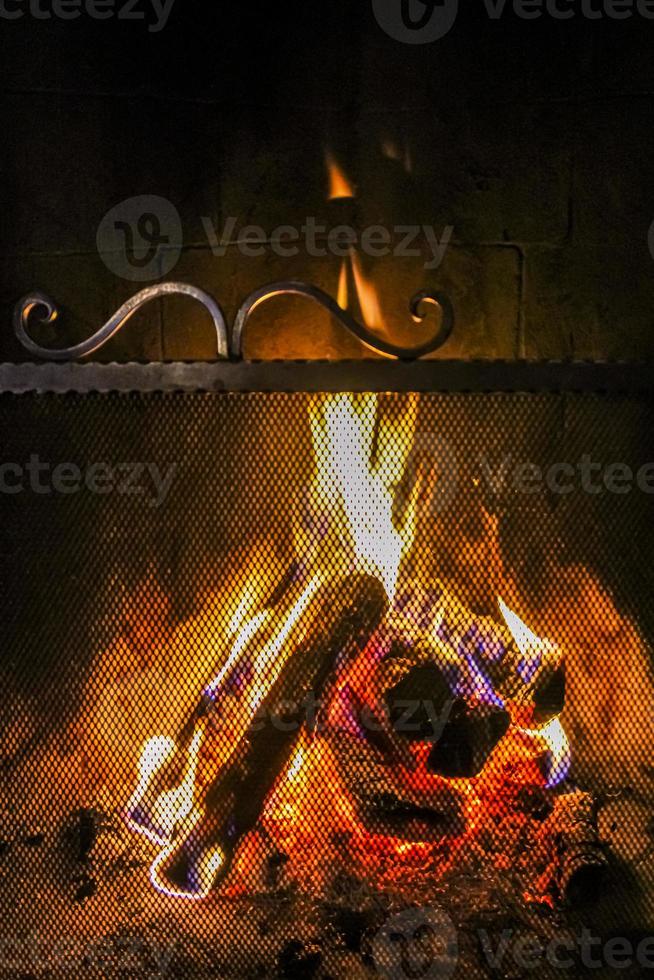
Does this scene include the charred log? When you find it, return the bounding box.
[553,792,607,905]
[533,666,566,724]
[384,663,452,742]
[427,699,510,778]
[156,574,388,896]
[329,730,465,840]
[533,790,608,906]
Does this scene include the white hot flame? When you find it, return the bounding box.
[498,597,559,684]
[522,716,572,788]
[310,394,418,601]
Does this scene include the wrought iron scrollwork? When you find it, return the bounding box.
[231,281,454,360]
[14,282,229,361]
[14,280,454,362]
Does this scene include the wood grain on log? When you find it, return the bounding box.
[154,574,388,896]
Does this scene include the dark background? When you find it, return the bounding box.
[2,1,654,361]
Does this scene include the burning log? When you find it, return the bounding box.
[116,389,580,925]
[328,729,465,840]
[151,574,387,897]
[123,573,324,844]
[533,665,566,724]
[534,790,607,905]
[553,792,607,905]
[497,597,567,728]
[382,658,453,743]
[427,699,510,779]
[384,579,567,734]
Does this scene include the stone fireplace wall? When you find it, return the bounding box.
[2,3,654,362]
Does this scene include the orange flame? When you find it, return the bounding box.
[337,251,385,332]
[143,577,321,900]
[126,390,423,896]
[124,393,576,901]
[125,576,321,894]
[326,151,385,333]
[337,259,349,312]
[350,252,384,331]
[326,150,355,200]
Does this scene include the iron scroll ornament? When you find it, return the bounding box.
[14,281,454,361]
[14,283,230,362]
[231,281,454,360]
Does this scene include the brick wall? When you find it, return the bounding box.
[2,2,654,361]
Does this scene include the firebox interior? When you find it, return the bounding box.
[1,385,653,977]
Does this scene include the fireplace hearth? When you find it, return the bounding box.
[1,281,653,977]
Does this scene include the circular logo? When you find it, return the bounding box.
[372,905,458,979]
[372,0,459,44]
[96,195,183,282]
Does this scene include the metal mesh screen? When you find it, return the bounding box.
[0,390,653,979]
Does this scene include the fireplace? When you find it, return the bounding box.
[1,281,653,978]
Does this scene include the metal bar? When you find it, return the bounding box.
[0,361,651,395]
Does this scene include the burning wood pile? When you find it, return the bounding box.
[7,387,654,978]
[122,393,606,918]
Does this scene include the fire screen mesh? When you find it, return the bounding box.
[1,389,653,979]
